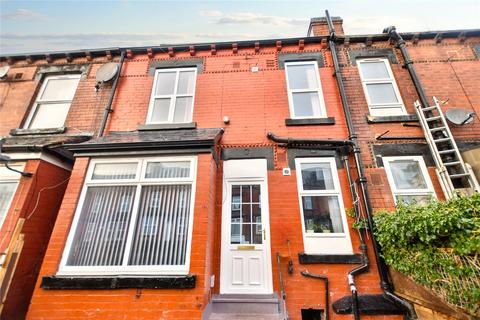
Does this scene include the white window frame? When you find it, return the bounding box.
[383,156,436,205]
[146,67,197,124]
[58,156,197,276]
[0,163,24,229]
[357,58,407,116]
[295,158,352,254]
[23,74,81,129]
[285,61,327,119]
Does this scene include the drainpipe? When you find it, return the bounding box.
[383,26,430,110]
[325,10,417,319]
[97,50,126,137]
[301,271,329,320]
[266,132,353,147]
[343,155,368,320]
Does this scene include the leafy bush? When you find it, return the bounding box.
[374,194,480,316]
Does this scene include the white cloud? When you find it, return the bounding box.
[1,8,47,21]
[199,10,223,17]
[211,12,308,26]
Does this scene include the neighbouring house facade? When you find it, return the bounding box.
[0,56,120,319]
[0,14,478,320]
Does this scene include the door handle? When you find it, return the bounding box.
[263,229,266,240]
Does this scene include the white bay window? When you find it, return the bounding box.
[295,158,352,254]
[59,157,197,275]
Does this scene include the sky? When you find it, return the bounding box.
[0,0,479,55]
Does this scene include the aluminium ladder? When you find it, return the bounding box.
[414,96,480,199]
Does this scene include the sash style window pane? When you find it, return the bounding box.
[366,83,398,104]
[359,61,389,79]
[40,78,79,100]
[287,64,319,89]
[389,160,428,189]
[301,163,334,190]
[302,196,344,233]
[155,72,176,95]
[151,98,171,123]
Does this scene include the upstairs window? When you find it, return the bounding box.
[357,58,406,116]
[24,74,80,129]
[383,156,436,204]
[147,68,197,124]
[285,61,326,119]
[59,156,197,275]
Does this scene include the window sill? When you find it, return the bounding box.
[10,127,66,136]
[298,253,362,264]
[40,274,196,290]
[138,122,197,131]
[366,114,418,123]
[285,117,335,126]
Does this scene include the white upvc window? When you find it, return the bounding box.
[295,158,352,254]
[24,74,81,129]
[357,58,406,116]
[0,163,24,228]
[285,61,327,119]
[383,156,436,205]
[58,156,197,276]
[146,68,197,124]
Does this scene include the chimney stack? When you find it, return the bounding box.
[308,16,344,36]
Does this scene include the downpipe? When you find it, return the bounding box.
[301,271,329,320]
[343,155,369,320]
[325,10,417,319]
[97,50,126,137]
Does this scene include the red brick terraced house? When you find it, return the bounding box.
[0,13,478,320]
[0,53,120,319]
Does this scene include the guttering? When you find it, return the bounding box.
[266,132,353,148]
[325,10,416,319]
[2,28,479,63]
[384,26,430,109]
[98,50,126,137]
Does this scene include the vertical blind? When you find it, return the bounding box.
[128,185,191,265]
[65,159,195,270]
[67,186,136,266]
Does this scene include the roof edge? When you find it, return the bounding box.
[1,29,479,62]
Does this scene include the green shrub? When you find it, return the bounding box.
[374,194,480,316]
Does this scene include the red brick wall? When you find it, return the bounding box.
[337,37,480,211]
[26,154,217,320]
[1,160,70,320]
[0,58,114,135]
[0,67,38,135]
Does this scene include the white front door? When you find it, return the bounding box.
[220,159,273,294]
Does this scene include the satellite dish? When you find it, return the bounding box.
[445,108,475,125]
[95,62,119,83]
[0,66,10,79]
